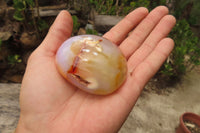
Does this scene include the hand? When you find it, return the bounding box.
[15,6,176,133]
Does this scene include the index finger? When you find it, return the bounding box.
[103,7,148,45]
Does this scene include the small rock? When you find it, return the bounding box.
[85,24,94,30]
[20,32,37,48]
[185,122,195,128]
[0,31,12,41]
[78,28,86,35]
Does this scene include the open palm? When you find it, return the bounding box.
[15,6,176,133]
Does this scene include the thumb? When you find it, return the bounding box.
[38,10,73,56]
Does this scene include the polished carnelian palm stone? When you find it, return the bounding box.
[56,35,127,95]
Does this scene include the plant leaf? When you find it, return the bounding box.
[14,1,26,11]
[25,0,35,7]
[13,11,24,21]
[37,19,49,31]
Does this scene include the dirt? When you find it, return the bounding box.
[184,120,200,133]
[119,68,200,133]
[0,84,20,133]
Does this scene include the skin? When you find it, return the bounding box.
[15,6,176,133]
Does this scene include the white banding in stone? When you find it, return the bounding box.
[85,77,98,90]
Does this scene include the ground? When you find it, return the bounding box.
[119,69,200,133]
[0,69,200,133]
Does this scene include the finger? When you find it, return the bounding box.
[103,7,148,45]
[127,15,176,71]
[132,38,174,88]
[39,10,73,56]
[118,38,174,106]
[119,6,169,58]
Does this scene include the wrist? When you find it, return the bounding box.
[15,123,28,133]
[14,118,34,133]
[15,114,50,133]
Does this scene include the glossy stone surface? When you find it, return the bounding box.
[56,35,127,95]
